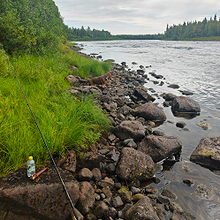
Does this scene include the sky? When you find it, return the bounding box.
[53,0,220,35]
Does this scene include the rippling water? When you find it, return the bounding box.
[79,40,220,219]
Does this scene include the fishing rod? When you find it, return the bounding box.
[1,45,80,220]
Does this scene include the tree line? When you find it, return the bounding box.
[165,14,220,39]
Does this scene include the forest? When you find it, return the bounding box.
[165,14,220,40]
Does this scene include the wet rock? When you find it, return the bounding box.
[133,88,155,102]
[125,196,160,220]
[190,137,220,170]
[171,96,200,115]
[193,184,213,199]
[0,168,80,220]
[77,168,93,181]
[116,147,155,182]
[161,189,177,200]
[113,120,145,142]
[131,193,145,202]
[162,93,177,101]
[176,121,187,128]
[138,135,182,163]
[153,130,165,136]
[145,186,158,194]
[168,84,180,89]
[196,121,211,130]
[76,181,95,215]
[132,103,167,122]
[179,90,194,96]
[183,179,194,187]
[171,209,196,220]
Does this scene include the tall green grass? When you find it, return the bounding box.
[0,46,111,177]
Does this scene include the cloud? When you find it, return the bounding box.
[53,0,220,34]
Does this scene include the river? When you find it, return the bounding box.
[78,40,220,219]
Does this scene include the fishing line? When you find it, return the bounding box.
[1,45,80,220]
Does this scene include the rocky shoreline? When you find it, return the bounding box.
[1,48,220,220]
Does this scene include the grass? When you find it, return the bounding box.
[0,44,112,177]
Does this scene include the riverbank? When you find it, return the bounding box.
[1,46,220,220]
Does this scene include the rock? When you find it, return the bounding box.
[116,147,155,182]
[132,103,166,122]
[138,135,182,163]
[0,167,80,220]
[133,88,155,102]
[124,139,137,148]
[196,122,211,130]
[77,168,93,181]
[62,149,77,172]
[105,163,116,174]
[78,152,104,170]
[161,189,177,200]
[112,196,124,208]
[162,93,177,101]
[125,196,160,220]
[190,137,220,170]
[168,84,180,89]
[76,181,95,215]
[152,130,165,136]
[171,96,200,115]
[92,168,102,182]
[131,193,145,202]
[105,207,117,219]
[98,178,114,189]
[94,201,108,219]
[120,105,131,115]
[113,120,145,142]
[183,179,194,187]
[171,210,196,220]
[176,121,187,128]
[131,186,141,195]
[145,186,158,195]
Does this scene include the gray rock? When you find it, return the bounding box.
[116,147,155,182]
[176,121,187,128]
[190,137,220,170]
[92,168,102,182]
[132,102,167,122]
[113,120,145,142]
[125,196,160,220]
[138,135,182,163]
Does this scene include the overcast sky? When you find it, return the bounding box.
[53,0,220,35]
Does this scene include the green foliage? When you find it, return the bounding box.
[165,14,220,40]
[0,0,65,54]
[0,47,111,177]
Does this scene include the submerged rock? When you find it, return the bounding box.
[190,137,220,170]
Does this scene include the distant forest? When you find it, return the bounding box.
[66,14,220,41]
[165,14,220,40]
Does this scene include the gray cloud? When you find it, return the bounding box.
[54,0,220,34]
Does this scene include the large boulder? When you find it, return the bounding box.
[138,135,182,162]
[125,196,160,220]
[113,120,145,142]
[190,137,220,170]
[171,96,200,115]
[132,103,166,122]
[116,147,155,182]
[0,167,80,220]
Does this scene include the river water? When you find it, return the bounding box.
[79,40,220,219]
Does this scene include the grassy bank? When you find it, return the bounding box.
[0,43,112,177]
